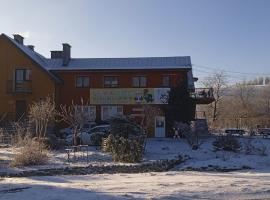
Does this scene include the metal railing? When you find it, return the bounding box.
[192,88,214,99]
[190,88,215,104]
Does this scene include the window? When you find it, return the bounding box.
[162,75,171,87]
[104,76,119,88]
[101,106,123,120]
[15,69,31,83]
[75,105,96,122]
[132,76,147,87]
[76,76,90,88]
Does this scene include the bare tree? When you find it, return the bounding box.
[260,85,270,115]
[202,71,228,122]
[218,82,256,129]
[58,99,92,146]
[29,96,56,139]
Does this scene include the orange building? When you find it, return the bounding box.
[0,33,213,137]
[0,34,61,120]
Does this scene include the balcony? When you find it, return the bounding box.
[6,80,32,94]
[191,88,215,104]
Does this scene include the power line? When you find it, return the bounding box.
[192,64,270,76]
[192,65,269,85]
[192,67,258,80]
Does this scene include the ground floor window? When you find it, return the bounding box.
[101,106,123,121]
[75,105,96,122]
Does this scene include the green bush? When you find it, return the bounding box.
[109,116,142,138]
[213,135,241,152]
[90,132,108,146]
[104,134,145,163]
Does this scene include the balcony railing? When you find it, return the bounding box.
[191,88,215,104]
[6,80,32,94]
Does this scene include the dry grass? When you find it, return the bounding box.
[10,137,49,167]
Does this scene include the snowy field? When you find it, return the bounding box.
[0,171,270,200]
[1,137,270,173]
[1,137,270,199]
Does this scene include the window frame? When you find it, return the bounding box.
[75,105,96,122]
[15,69,32,83]
[75,76,90,88]
[132,76,147,88]
[101,105,123,121]
[161,75,171,87]
[103,76,119,88]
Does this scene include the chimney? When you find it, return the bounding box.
[13,34,24,45]
[51,51,63,59]
[27,45,35,51]
[62,43,71,66]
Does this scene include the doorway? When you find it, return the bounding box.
[155,116,166,137]
[16,100,27,120]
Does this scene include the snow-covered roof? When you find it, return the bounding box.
[45,56,191,70]
[2,33,193,83]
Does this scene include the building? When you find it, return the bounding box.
[0,33,213,137]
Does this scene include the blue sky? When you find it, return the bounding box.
[1,0,270,82]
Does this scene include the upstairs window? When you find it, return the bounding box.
[15,69,31,83]
[104,76,119,88]
[132,76,147,87]
[162,75,171,87]
[76,76,90,88]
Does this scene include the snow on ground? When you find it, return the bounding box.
[1,137,270,173]
[0,171,270,200]
[146,137,270,171]
[1,137,270,199]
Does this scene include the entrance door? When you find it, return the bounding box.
[155,116,166,137]
[16,100,27,120]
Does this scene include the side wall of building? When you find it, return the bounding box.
[0,36,56,120]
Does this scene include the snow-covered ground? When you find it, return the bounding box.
[146,137,270,171]
[1,137,270,173]
[1,137,270,199]
[0,171,270,200]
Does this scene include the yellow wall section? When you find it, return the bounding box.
[0,36,56,119]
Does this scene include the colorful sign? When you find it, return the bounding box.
[90,88,170,105]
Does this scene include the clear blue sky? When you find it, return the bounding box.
[1,0,270,82]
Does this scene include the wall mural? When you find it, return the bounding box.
[90,88,170,105]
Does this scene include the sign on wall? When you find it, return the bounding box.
[90,88,170,105]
